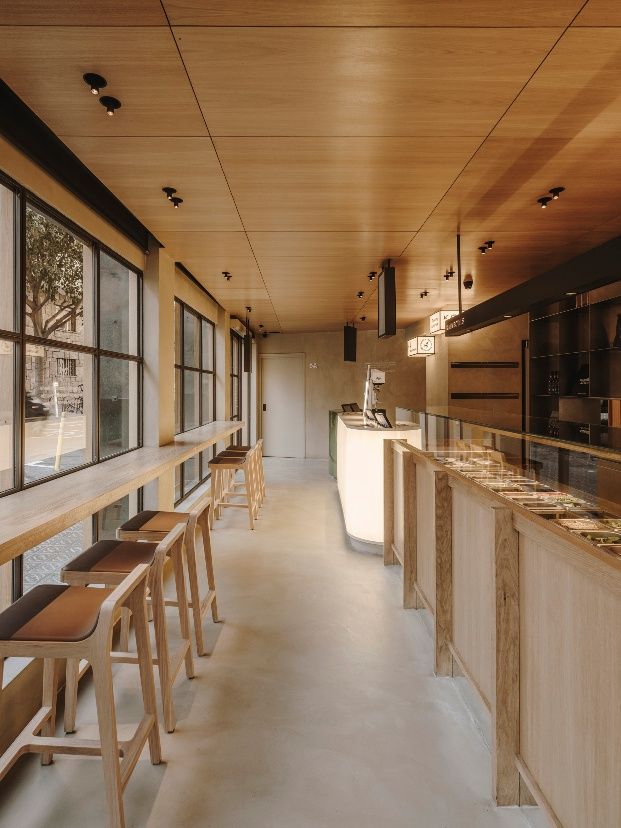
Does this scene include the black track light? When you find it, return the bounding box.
[420,289,429,299]
[222,271,231,281]
[361,316,367,322]
[368,271,377,281]
[100,95,121,117]
[549,187,565,200]
[443,268,455,281]
[258,323,264,329]
[246,306,252,313]
[83,73,107,96]
[162,187,177,201]
[479,245,487,254]
[357,291,364,299]
[171,196,183,208]
[486,240,495,250]
[537,196,552,209]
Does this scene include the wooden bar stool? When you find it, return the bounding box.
[209,447,259,530]
[115,493,218,658]
[62,523,194,733]
[222,439,265,509]
[0,564,160,828]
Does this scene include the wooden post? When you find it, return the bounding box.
[434,471,453,675]
[492,506,520,805]
[384,439,396,565]
[402,452,419,608]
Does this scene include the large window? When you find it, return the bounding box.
[230,331,243,446]
[174,298,216,501]
[0,171,143,597]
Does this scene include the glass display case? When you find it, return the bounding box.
[415,408,621,560]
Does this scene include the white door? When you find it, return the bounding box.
[261,353,305,458]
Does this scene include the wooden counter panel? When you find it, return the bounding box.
[520,533,621,828]
[451,486,495,708]
[394,450,405,557]
[416,460,436,612]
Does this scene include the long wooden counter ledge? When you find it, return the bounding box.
[385,437,621,828]
[0,420,242,566]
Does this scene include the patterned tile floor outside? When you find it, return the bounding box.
[23,522,84,592]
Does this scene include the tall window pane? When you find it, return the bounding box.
[0,339,15,492]
[99,356,139,458]
[100,251,139,355]
[25,205,93,346]
[97,492,140,541]
[175,300,182,365]
[183,455,199,495]
[202,319,214,370]
[0,183,15,332]
[183,307,199,368]
[184,370,200,431]
[24,344,93,483]
[201,372,214,425]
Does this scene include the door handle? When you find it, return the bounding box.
[262,403,267,411]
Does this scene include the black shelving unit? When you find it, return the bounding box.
[529,284,621,449]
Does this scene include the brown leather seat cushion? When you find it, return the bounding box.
[62,539,158,574]
[209,456,246,466]
[0,584,113,642]
[120,510,189,534]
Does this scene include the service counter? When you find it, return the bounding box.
[384,412,621,828]
[336,412,421,551]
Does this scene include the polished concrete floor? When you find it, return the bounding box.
[0,458,544,827]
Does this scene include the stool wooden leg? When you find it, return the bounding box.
[245,467,255,530]
[41,657,58,765]
[119,607,131,652]
[185,527,207,656]
[172,545,195,680]
[200,512,220,624]
[91,653,124,828]
[148,569,176,734]
[128,591,161,765]
[64,657,80,734]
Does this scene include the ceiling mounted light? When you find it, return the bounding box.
[549,187,565,200]
[478,245,487,254]
[171,196,183,208]
[162,186,177,201]
[486,240,495,250]
[222,271,231,281]
[503,314,512,319]
[357,291,365,299]
[99,95,121,117]
[83,72,107,95]
[537,196,552,209]
[258,323,264,329]
[419,289,429,299]
[444,268,455,280]
[368,271,376,281]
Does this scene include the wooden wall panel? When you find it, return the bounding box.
[520,532,621,828]
[415,459,436,612]
[451,484,495,707]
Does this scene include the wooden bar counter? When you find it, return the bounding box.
[385,426,621,828]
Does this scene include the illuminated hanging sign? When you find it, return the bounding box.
[429,309,459,335]
[407,336,436,357]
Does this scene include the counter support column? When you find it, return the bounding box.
[492,506,520,805]
[402,452,419,609]
[434,471,453,675]
[383,440,396,565]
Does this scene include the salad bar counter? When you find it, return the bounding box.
[384,412,621,828]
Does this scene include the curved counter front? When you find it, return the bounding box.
[336,413,421,551]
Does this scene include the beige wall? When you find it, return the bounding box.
[258,329,426,459]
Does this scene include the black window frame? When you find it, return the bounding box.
[174,297,217,503]
[0,168,144,599]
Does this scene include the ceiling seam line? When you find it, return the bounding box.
[159,0,283,332]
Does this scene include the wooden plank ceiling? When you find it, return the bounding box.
[1,1,621,333]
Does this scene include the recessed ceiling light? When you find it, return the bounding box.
[565,291,577,296]
[99,95,121,116]
[478,245,487,254]
[537,196,552,209]
[222,271,231,281]
[503,314,512,318]
[171,196,183,208]
[357,291,364,299]
[486,240,495,250]
[162,186,177,201]
[549,187,565,200]
[83,72,107,95]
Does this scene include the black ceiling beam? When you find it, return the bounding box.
[445,233,621,336]
[175,262,222,308]
[0,79,151,251]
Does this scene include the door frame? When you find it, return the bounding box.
[259,352,306,458]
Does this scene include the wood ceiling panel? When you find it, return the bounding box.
[0,27,204,136]
[174,27,561,137]
[159,231,256,269]
[164,0,583,27]
[0,1,167,25]
[214,137,481,231]
[573,1,621,26]
[63,138,242,232]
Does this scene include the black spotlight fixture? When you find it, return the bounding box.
[99,95,121,117]
[222,271,231,281]
[463,273,474,290]
[478,245,487,254]
[357,291,364,299]
[368,271,377,281]
[171,196,183,209]
[549,186,565,200]
[361,316,367,322]
[419,289,429,299]
[486,240,495,251]
[258,323,264,329]
[162,187,177,201]
[444,268,455,281]
[83,72,107,96]
[537,196,552,209]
